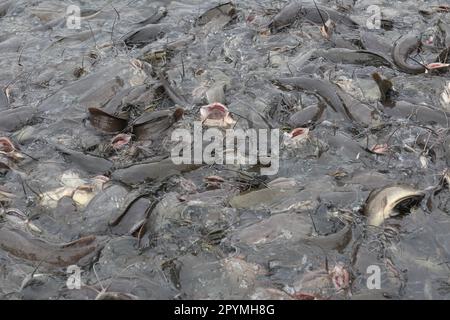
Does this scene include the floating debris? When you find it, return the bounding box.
[425,62,450,71]
[369,144,389,155]
[40,171,108,208]
[2,208,42,233]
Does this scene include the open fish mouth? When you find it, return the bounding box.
[392,195,424,215]
[200,102,236,127]
[364,185,425,227]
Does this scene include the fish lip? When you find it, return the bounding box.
[364,185,425,226]
[88,107,128,133]
[88,107,128,120]
[111,133,132,149]
[200,102,236,127]
[200,102,228,120]
[0,137,16,153]
[290,127,309,138]
[390,193,424,211]
[132,110,171,126]
[5,208,28,221]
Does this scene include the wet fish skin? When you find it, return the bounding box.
[384,101,450,127]
[206,84,226,105]
[314,48,392,67]
[274,77,353,121]
[195,2,236,27]
[364,184,425,226]
[109,196,151,236]
[0,227,101,268]
[112,159,200,185]
[288,104,325,128]
[360,30,392,56]
[0,88,8,110]
[157,72,190,108]
[0,106,36,132]
[335,89,381,127]
[88,107,128,134]
[82,184,129,235]
[122,24,167,48]
[298,6,358,27]
[95,292,139,300]
[327,135,363,159]
[55,145,113,174]
[133,109,182,140]
[269,2,358,32]
[305,223,352,252]
[53,29,105,44]
[231,212,351,251]
[135,7,167,26]
[0,0,12,17]
[437,20,450,48]
[269,2,302,32]
[80,77,125,110]
[392,34,426,74]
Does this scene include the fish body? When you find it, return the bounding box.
[392,34,426,74]
[55,146,113,174]
[0,228,101,268]
[315,48,392,67]
[122,24,167,48]
[269,2,357,32]
[274,77,353,121]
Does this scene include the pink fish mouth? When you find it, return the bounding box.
[111,134,132,149]
[200,102,229,119]
[0,137,24,161]
[290,127,309,138]
[330,262,350,291]
[200,102,236,127]
[0,137,15,153]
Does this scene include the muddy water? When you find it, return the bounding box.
[0,0,449,300]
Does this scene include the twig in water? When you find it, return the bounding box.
[181,54,185,80]
[408,55,429,71]
[18,45,25,67]
[87,21,98,51]
[20,259,46,291]
[313,0,327,31]
[110,5,119,48]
